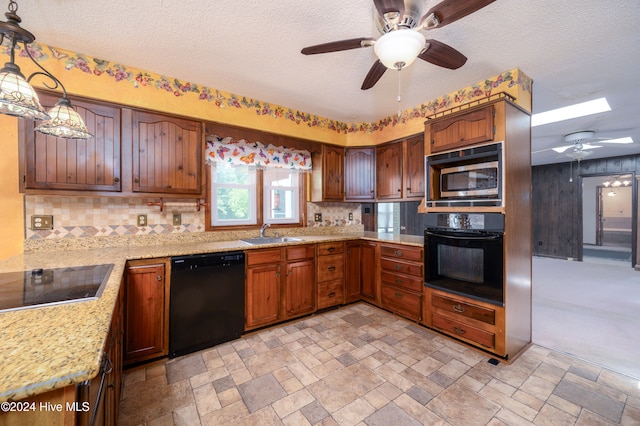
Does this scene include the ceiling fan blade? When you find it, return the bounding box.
[581,144,603,150]
[373,0,405,17]
[301,37,375,55]
[598,137,634,144]
[418,40,467,69]
[361,60,387,90]
[552,145,573,153]
[425,0,496,28]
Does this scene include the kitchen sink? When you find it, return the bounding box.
[240,236,303,245]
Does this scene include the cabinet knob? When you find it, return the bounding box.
[114,177,120,183]
[157,275,162,281]
[327,266,336,272]
[395,279,403,285]
[395,292,403,299]
[328,292,336,298]
[397,189,401,192]
[394,250,403,257]
[328,247,336,253]
[134,177,140,183]
[394,265,403,271]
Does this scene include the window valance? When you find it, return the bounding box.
[205,134,312,172]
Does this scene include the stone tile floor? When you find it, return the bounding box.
[119,303,640,425]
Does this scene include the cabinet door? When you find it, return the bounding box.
[361,242,378,303]
[376,142,403,200]
[344,147,375,201]
[124,262,167,364]
[24,93,121,192]
[132,111,202,194]
[344,242,362,303]
[429,105,494,153]
[323,146,344,200]
[286,259,316,318]
[404,135,425,199]
[246,264,281,328]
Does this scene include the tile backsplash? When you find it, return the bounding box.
[24,196,362,240]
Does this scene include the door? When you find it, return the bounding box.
[404,135,425,199]
[344,147,375,201]
[246,264,281,328]
[285,259,316,317]
[132,110,203,194]
[24,93,122,192]
[345,242,362,303]
[124,262,166,363]
[596,186,604,245]
[376,142,403,200]
[361,242,378,303]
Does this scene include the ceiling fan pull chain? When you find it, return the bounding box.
[397,69,401,116]
[569,160,573,182]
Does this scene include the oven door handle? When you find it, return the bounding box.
[425,231,502,240]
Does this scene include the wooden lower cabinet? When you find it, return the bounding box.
[344,241,362,303]
[124,258,170,365]
[245,245,315,330]
[360,242,378,304]
[316,242,345,309]
[379,243,423,321]
[423,288,506,356]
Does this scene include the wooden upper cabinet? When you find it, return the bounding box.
[403,135,425,199]
[132,111,203,195]
[311,145,344,201]
[428,105,495,153]
[376,142,403,200]
[344,147,375,201]
[23,93,122,191]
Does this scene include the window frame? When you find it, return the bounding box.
[205,165,306,231]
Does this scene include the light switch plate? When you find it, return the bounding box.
[172,214,182,226]
[348,212,353,220]
[137,214,147,227]
[31,215,53,230]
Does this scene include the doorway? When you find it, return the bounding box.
[582,174,634,264]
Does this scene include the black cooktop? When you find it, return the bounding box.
[0,264,113,312]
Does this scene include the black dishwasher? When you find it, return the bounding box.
[169,251,245,358]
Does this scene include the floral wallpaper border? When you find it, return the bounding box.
[4,42,532,135]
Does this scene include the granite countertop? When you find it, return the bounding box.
[0,232,423,402]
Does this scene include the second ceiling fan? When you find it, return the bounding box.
[301,0,496,90]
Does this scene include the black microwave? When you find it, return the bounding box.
[425,142,503,207]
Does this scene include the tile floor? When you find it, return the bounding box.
[119,303,640,425]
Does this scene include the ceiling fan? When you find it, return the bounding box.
[547,130,634,161]
[300,0,496,90]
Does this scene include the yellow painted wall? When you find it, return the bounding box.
[0,115,23,259]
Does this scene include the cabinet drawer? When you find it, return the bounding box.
[432,314,495,349]
[247,249,281,266]
[380,258,423,277]
[318,279,344,309]
[432,294,495,325]
[381,285,421,321]
[317,254,344,282]
[380,244,422,262]
[286,245,315,261]
[317,242,344,256]
[381,270,423,293]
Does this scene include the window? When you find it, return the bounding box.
[263,169,300,224]
[210,162,257,226]
[208,163,303,229]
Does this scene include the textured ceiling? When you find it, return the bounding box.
[17,0,640,165]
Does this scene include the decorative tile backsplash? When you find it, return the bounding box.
[24,196,363,240]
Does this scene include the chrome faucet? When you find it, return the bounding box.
[259,223,270,237]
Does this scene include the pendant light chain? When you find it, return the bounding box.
[397,68,402,117]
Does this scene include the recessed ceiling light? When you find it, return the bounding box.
[532,97,611,127]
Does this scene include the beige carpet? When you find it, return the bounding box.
[532,256,640,380]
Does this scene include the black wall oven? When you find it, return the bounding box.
[424,213,504,306]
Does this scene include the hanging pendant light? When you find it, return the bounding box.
[0,0,92,139]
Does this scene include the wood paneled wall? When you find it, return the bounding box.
[532,154,639,265]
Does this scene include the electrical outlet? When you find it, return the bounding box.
[314,213,322,222]
[31,215,53,230]
[137,214,147,227]
[172,213,182,226]
[348,212,353,220]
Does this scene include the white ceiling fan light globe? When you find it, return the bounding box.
[374,29,425,69]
